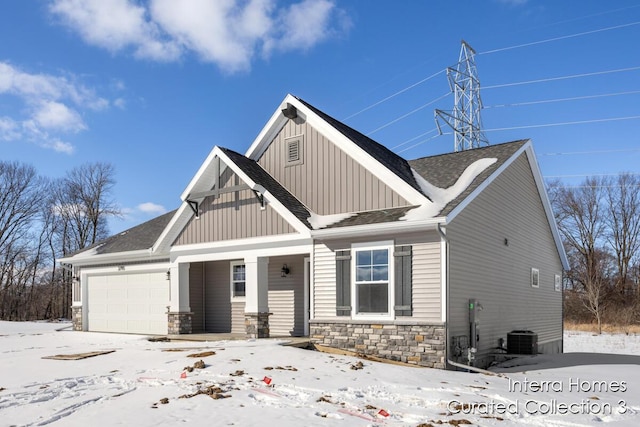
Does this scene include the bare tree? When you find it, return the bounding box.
[0,162,46,319]
[550,177,610,333]
[605,173,640,296]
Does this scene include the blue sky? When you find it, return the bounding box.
[2,0,639,234]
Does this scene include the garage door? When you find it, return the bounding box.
[87,272,169,335]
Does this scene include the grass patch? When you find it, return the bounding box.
[564,322,640,334]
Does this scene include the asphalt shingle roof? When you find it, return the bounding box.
[408,140,528,216]
[69,209,176,257]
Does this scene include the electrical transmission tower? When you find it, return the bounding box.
[435,40,489,151]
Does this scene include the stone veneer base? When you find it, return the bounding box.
[168,312,193,335]
[245,312,271,339]
[310,321,446,369]
[71,306,83,331]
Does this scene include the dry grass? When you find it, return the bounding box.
[564,322,640,334]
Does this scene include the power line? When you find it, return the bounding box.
[484,115,640,133]
[483,66,640,90]
[365,92,450,135]
[344,69,446,120]
[546,173,640,178]
[478,21,640,55]
[397,132,451,155]
[484,90,640,109]
[541,148,640,156]
[392,128,438,150]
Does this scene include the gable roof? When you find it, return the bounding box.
[245,94,427,206]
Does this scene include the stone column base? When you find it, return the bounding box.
[245,312,271,338]
[71,306,83,331]
[167,312,193,335]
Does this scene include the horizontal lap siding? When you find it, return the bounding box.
[448,154,563,363]
[189,262,205,333]
[313,243,337,319]
[258,120,409,215]
[313,234,442,322]
[411,241,441,322]
[268,255,305,337]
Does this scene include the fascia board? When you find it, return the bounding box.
[310,217,446,240]
[57,249,166,267]
[523,145,571,270]
[170,234,313,260]
[245,94,295,160]
[151,204,190,254]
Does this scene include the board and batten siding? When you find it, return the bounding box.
[174,183,295,246]
[312,235,441,322]
[267,255,306,337]
[447,153,563,365]
[257,119,410,215]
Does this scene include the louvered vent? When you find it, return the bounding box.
[285,137,303,166]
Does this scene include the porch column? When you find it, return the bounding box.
[168,263,192,334]
[244,256,270,338]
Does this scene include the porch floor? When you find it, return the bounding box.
[165,333,311,347]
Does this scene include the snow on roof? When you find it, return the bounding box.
[402,157,497,221]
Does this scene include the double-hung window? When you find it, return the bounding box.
[353,241,393,317]
[230,261,246,300]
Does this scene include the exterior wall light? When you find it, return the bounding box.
[281,264,290,277]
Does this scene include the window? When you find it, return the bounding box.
[554,274,562,292]
[531,268,539,288]
[230,261,246,299]
[352,242,393,317]
[285,136,303,166]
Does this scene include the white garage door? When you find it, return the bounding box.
[87,272,169,335]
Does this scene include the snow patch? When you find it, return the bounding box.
[307,212,355,230]
[402,157,497,221]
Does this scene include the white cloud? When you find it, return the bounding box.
[48,0,349,73]
[33,101,86,132]
[138,202,167,214]
[49,0,181,61]
[0,61,112,153]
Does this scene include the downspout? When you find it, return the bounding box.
[437,223,495,375]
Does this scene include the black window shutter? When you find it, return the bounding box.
[394,245,412,316]
[335,250,351,316]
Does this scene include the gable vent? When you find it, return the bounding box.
[285,136,303,166]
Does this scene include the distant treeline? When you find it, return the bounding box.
[0,161,119,321]
[549,174,640,333]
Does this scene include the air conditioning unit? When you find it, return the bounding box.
[507,330,538,355]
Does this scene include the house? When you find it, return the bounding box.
[59,94,568,369]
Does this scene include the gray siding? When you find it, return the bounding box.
[203,260,245,333]
[312,232,441,322]
[268,255,306,337]
[257,119,410,214]
[189,262,205,333]
[447,153,563,366]
[174,171,296,246]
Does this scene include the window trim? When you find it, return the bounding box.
[554,273,562,292]
[351,241,394,320]
[230,261,246,301]
[531,267,540,288]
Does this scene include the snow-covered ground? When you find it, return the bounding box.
[1,322,638,426]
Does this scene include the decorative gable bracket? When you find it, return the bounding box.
[186,183,267,217]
